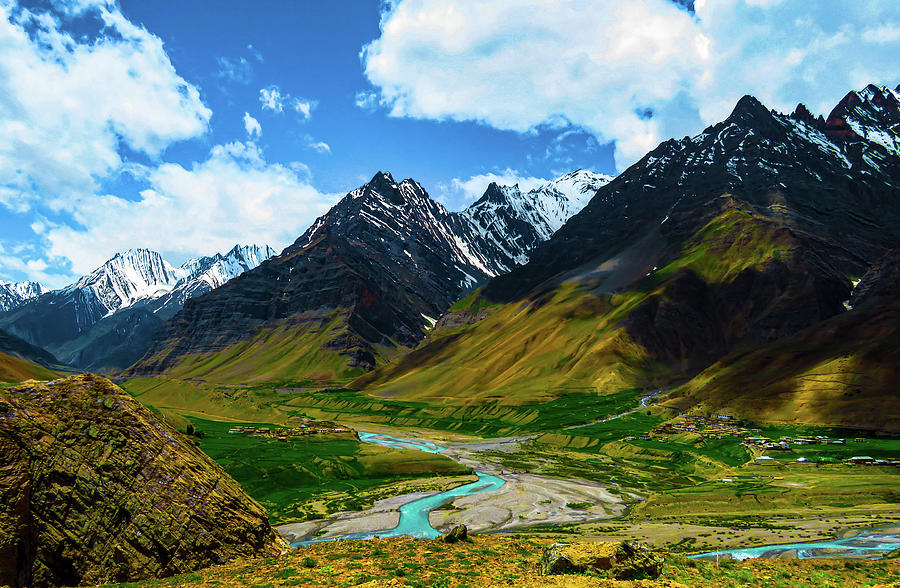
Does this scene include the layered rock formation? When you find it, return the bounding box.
[0,374,284,587]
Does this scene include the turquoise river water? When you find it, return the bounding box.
[292,432,505,546]
[689,528,900,560]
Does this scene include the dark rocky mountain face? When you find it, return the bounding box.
[0,374,284,587]
[486,87,900,305]
[459,83,900,398]
[130,171,601,379]
[0,328,59,369]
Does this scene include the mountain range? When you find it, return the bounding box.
[0,244,275,371]
[128,170,610,382]
[355,83,900,431]
[4,84,898,431]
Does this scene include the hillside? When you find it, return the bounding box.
[0,374,285,587]
[94,535,900,587]
[0,329,62,383]
[355,85,900,431]
[665,249,900,431]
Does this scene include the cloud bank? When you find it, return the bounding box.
[362,0,900,169]
[0,2,335,287]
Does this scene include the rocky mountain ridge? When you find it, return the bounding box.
[356,83,900,430]
[129,169,602,380]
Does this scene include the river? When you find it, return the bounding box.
[689,527,900,560]
[291,432,506,546]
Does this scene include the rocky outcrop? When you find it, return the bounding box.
[540,541,663,580]
[0,374,284,587]
[440,524,472,543]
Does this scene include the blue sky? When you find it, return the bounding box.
[0,0,897,288]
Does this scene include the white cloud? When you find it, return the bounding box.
[243,112,262,138]
[354,90,380,111]
[437,169,549,211]
[247,43,264,62]
[259,85,316,119]
[42,142,338,276]
[216,56,252,83]
[303,135,331,154]
[862,23,900,44]
[0,2,211,203]
[363,0,900,169]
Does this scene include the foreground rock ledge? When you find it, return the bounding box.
[541,541,663,580]
[0,374,285,587]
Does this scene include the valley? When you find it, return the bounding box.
[2,81,899,587]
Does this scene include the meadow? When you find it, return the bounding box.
[185,417,470,523]
[123,376,647,437]
[101,535,900,588]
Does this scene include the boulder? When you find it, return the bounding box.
[540,541,663,580]
[440,524,472,543]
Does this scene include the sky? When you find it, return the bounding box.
[0,0,897,289]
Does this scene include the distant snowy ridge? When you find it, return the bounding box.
[0,280,47,312]
[56,244,276,319]
[155,244,278,310]
[462,169,613,269]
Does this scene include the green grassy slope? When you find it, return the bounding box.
[134,311,371,386]
[666,301,900,432]
[185,418,470,523]
[0,351,60,383]
[355,203,797,405]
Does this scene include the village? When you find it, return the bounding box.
[644,414,900,467]
[227,420,356,440]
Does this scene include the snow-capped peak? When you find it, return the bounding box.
[179,244,277,291]
[0,280,47,311]
[461,169,613,269]
[825,83,900,159]
[58,245,275,319]
[68,249,183,315]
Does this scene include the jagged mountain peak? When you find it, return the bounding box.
[473,182,521,207]
[729,94,769,117]
[69,248,181,312]
[825,82,900,158]
[355,171,433,209]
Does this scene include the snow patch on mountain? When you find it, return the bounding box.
[56,245,275,319]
